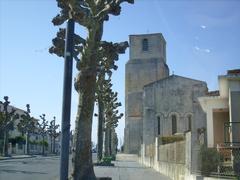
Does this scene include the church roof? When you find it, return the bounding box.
[143,74,207,88]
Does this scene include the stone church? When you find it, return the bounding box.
[124,33,207,155]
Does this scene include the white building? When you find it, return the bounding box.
[198,69,240,148]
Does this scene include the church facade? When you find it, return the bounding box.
[143,75,207,147]
[124,33,240,179]
[124,33,207,156]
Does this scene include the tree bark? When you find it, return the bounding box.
[104,128,109,157]
[109,129,112,156]
[53,136,56,154]
[3,130,8,156]
[70,16,103,179]
[71,72,97,180]
[26,132,30,155]
[50,136,53,153]
[97,99,104,162]
[42,135,45,155]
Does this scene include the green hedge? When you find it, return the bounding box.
[9,136,26,144]
[160,135,184,145]
[39,140,48,147]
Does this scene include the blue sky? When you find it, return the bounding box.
[0,0,239,145]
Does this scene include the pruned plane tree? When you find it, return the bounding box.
[49,0,134,179]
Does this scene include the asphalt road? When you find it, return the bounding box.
[0,154,171,180]
[0,154,97,180]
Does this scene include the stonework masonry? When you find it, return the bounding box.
[124,33,169,154]
[142,75,208,172]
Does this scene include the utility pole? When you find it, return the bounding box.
[60,18,75,180]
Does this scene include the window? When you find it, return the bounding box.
[172,115,177,134]
[142,38,148,51]
[188,115,192,131]
[157,116,160,135]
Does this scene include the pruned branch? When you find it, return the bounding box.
[49,28,85,60]
[96,0,134,20]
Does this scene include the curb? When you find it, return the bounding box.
[0,155,36,161]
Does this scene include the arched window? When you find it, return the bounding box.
[172,115,177,135]
[142,38,148,51]
[188,115,192,131]
[157,116,160,135]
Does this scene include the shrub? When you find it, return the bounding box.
[232,149,240,177]
[94,156,114,166]
[102,156,112,164]
[39,140,48,147]
[199,145,223,176]
[110,155,116,161]
[29,140,38,145]
[9,136,26,145]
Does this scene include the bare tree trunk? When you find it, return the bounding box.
[70,19,103,180]
[3,130,8,157]
[53,136,55,154]
[104,128,110,157]
[109,129,112,156]
[26,132,30,155]
[71,71,97,180]
[97,99,104,162]
[50,136,53,153]
[42,136,45,155]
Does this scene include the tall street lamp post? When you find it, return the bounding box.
[60,18,75,180]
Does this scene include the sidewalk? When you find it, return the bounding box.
[0,154,34,161]
[0,153,60,161]
[94,154,171,180]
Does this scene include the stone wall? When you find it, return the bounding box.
[158,141,185,164]
[140,132,193,180]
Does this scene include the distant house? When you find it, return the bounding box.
[0,104,59,155]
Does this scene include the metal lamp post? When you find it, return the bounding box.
[60,18,75,180]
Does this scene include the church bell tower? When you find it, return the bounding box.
[124,33,169,154]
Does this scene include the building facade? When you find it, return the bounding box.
[124,33,240,179]
[198,69,240,147]
[143,75,207,147]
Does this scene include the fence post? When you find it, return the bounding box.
[8,143,12,155]
[185,132,192,179]
[143,144,145,164]
[155,137,159,162]
[16,143,18,155]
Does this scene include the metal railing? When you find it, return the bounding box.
[216,143,240,178]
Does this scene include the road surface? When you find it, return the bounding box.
[0,154,171,180]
